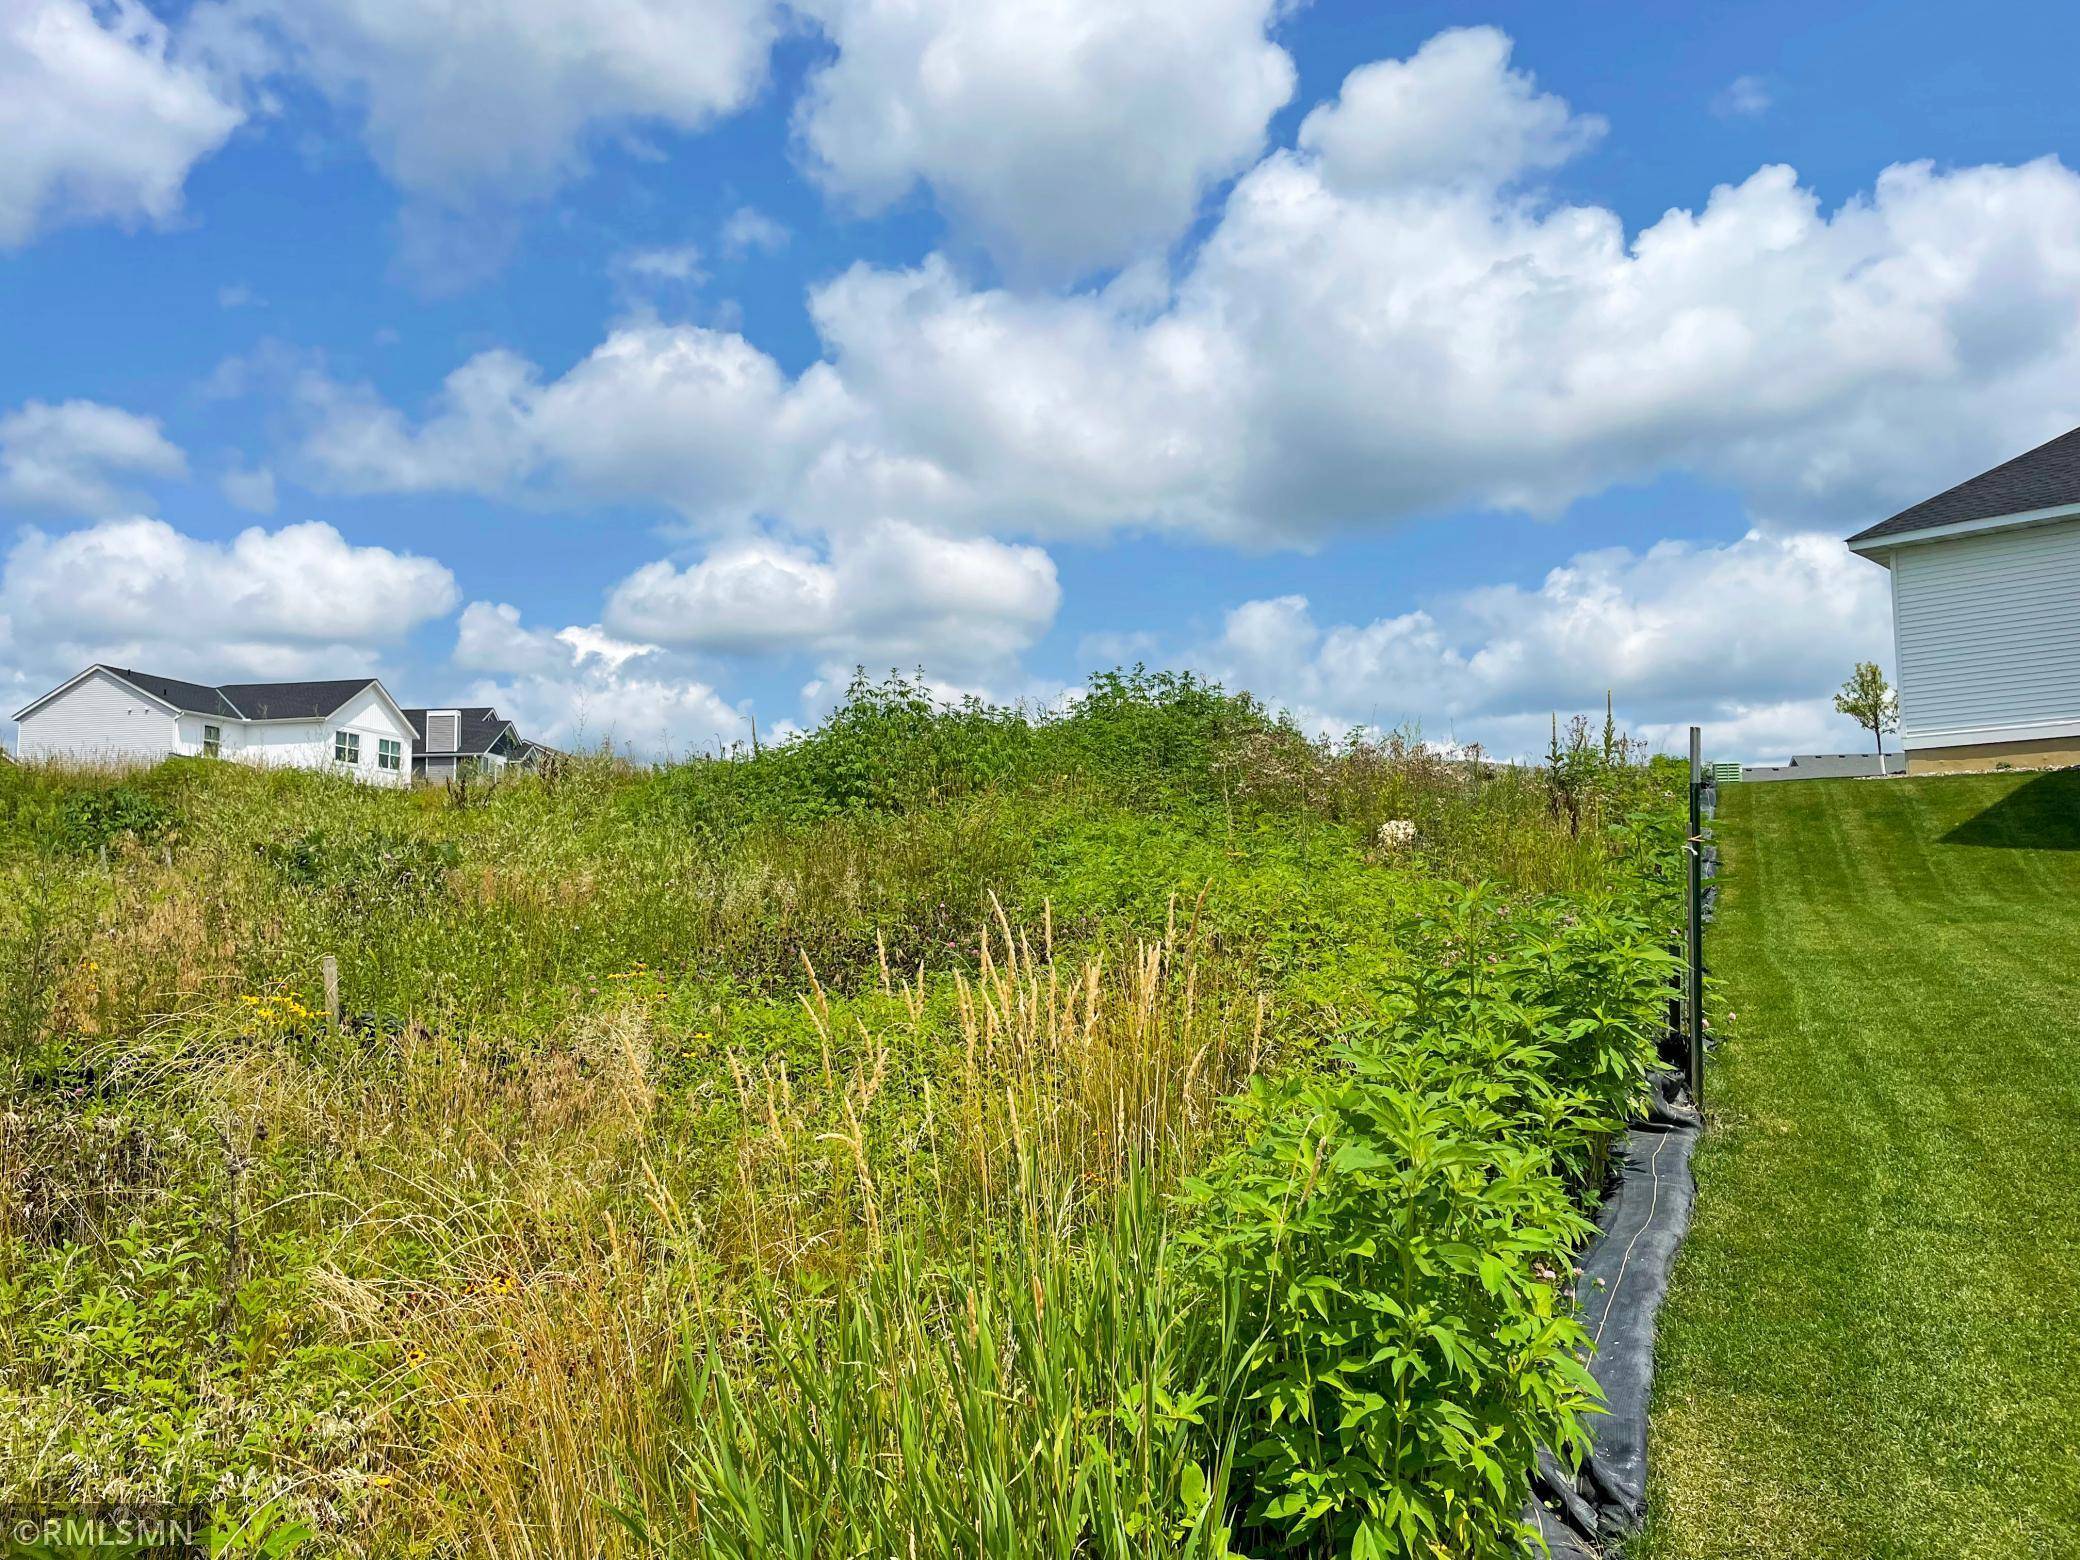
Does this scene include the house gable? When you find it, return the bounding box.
[16,668,182,765]
[1848,425,2080,552]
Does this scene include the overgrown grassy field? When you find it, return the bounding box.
[2,672,1686,1557]
[1644,771,2080,1558]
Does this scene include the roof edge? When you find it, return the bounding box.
[14,664,183,725]
[1846,498,2080,555]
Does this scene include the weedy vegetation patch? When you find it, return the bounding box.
[0,671,1684,1557]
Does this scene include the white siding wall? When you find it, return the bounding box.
[238,688,413,787]
[174,712,240,758]
[1890,518,2080,748]
[237,717,330,772]
[326,685,413,788]
[17,672,177,764]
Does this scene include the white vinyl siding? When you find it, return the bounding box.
[321,685,413,789]
[17,671,177,764]
[1890,518,2080,747]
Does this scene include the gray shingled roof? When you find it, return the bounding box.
[218,678,384,721]
[18,667,389,725]
[402,707,519,756]
[1848,425,2080,546]
[104,667,244,719]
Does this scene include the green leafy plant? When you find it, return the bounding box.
[1183,1046,1599,1558]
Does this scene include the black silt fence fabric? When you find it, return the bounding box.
[1526,1089,1702,1556]
[1525,794,1716,1554]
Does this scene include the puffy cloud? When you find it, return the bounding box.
[869,144,2080,537]
[1295,26,1603,193]
[1199,529,1893,761]
[208,0,779,203]
[0,516,458,689]
[792,0,1293,279]
[0,0,242,248]
[447,602,749,758]
[303,28,2080,548]
[298,322,848,523]
[802,145,2080,542]
[605,519,1060,678]
[795,256,1243,536]
[448,520,1058,754]
[0,399,187,515]
[453,600,656,677]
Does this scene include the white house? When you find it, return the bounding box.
[13,666,416,787]
[1848,426,2080,774]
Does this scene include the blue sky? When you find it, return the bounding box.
[5,0,2079,761]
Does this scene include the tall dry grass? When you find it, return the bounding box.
[138,905,1277,1555]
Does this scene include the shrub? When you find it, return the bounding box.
[56,782,179,856]
[1183,1045,1599,1558]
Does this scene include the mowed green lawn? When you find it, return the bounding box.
[1641,770,2080,1559]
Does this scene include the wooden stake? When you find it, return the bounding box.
[322,955,340,1032]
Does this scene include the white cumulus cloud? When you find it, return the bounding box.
[298,27,2080,548]
[206,0,779,204]
[1296,26,1604,193]
[0,399,188,515]
[0,0,242,248]
[447,601,749,758]
[792,0,1294,279]
[297,322,848,523]
[1199,529,1893,762]
[0,516,458,693]
[605,519,1060,678]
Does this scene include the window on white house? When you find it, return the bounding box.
[378,737,401,771]
[203,724,221,758]
[335,730,360,764]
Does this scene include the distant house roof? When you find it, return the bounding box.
[402,707,519,756]
[99,667,245,719]
[217,678,390,721]
[1848,425,2080,547]
[1741,753,1898,782]
[27,666,384,722]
